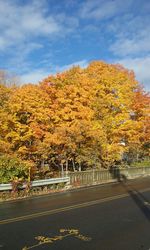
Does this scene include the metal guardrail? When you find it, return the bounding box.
[0,183,12,191]
[32,177,70,187]
[0,177,70,191]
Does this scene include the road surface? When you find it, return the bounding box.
[0,177,150,250]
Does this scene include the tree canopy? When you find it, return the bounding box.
[0,61,149,180]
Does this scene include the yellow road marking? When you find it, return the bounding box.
[0,194,128,225]
[22,229,91,250]
[1,187,150,225]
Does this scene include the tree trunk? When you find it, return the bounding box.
[79,162,81,172]
[61,163,64,177]
[66,159,68,175]
[41,159,44,168]
[72,159,76,172]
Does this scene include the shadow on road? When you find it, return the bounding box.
[127,188,150,221]
[109,166,150,222]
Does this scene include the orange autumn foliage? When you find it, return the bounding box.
[0,61,149,170]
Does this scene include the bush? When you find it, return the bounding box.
[130,159,150,168]
[0,154,30,184]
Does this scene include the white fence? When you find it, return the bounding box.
[69,167,150,186]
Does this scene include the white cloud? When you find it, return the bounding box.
[21,69,50,84]
[0,0,49,54]
[80,0,133,20]
[56,60,88,72]
[108,13,150,91]
[110,26,150,56]
[110,37,150,57]
[0,0,72,51]
[116,56,150,91]
[21,60,88,84]
[105,11,150,57]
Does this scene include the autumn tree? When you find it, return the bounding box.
[128,85,150,161]
[40,62,140,169]
[40,68,103,171]
[83,62,139,166]
[0,83,14,153]
[0,61,149,176]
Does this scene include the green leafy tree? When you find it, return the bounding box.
[0,154,30,183]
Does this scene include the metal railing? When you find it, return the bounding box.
[0,177,70,191]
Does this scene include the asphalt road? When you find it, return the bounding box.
[0,177,150,250]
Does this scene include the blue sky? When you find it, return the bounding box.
[0,0,150,90]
